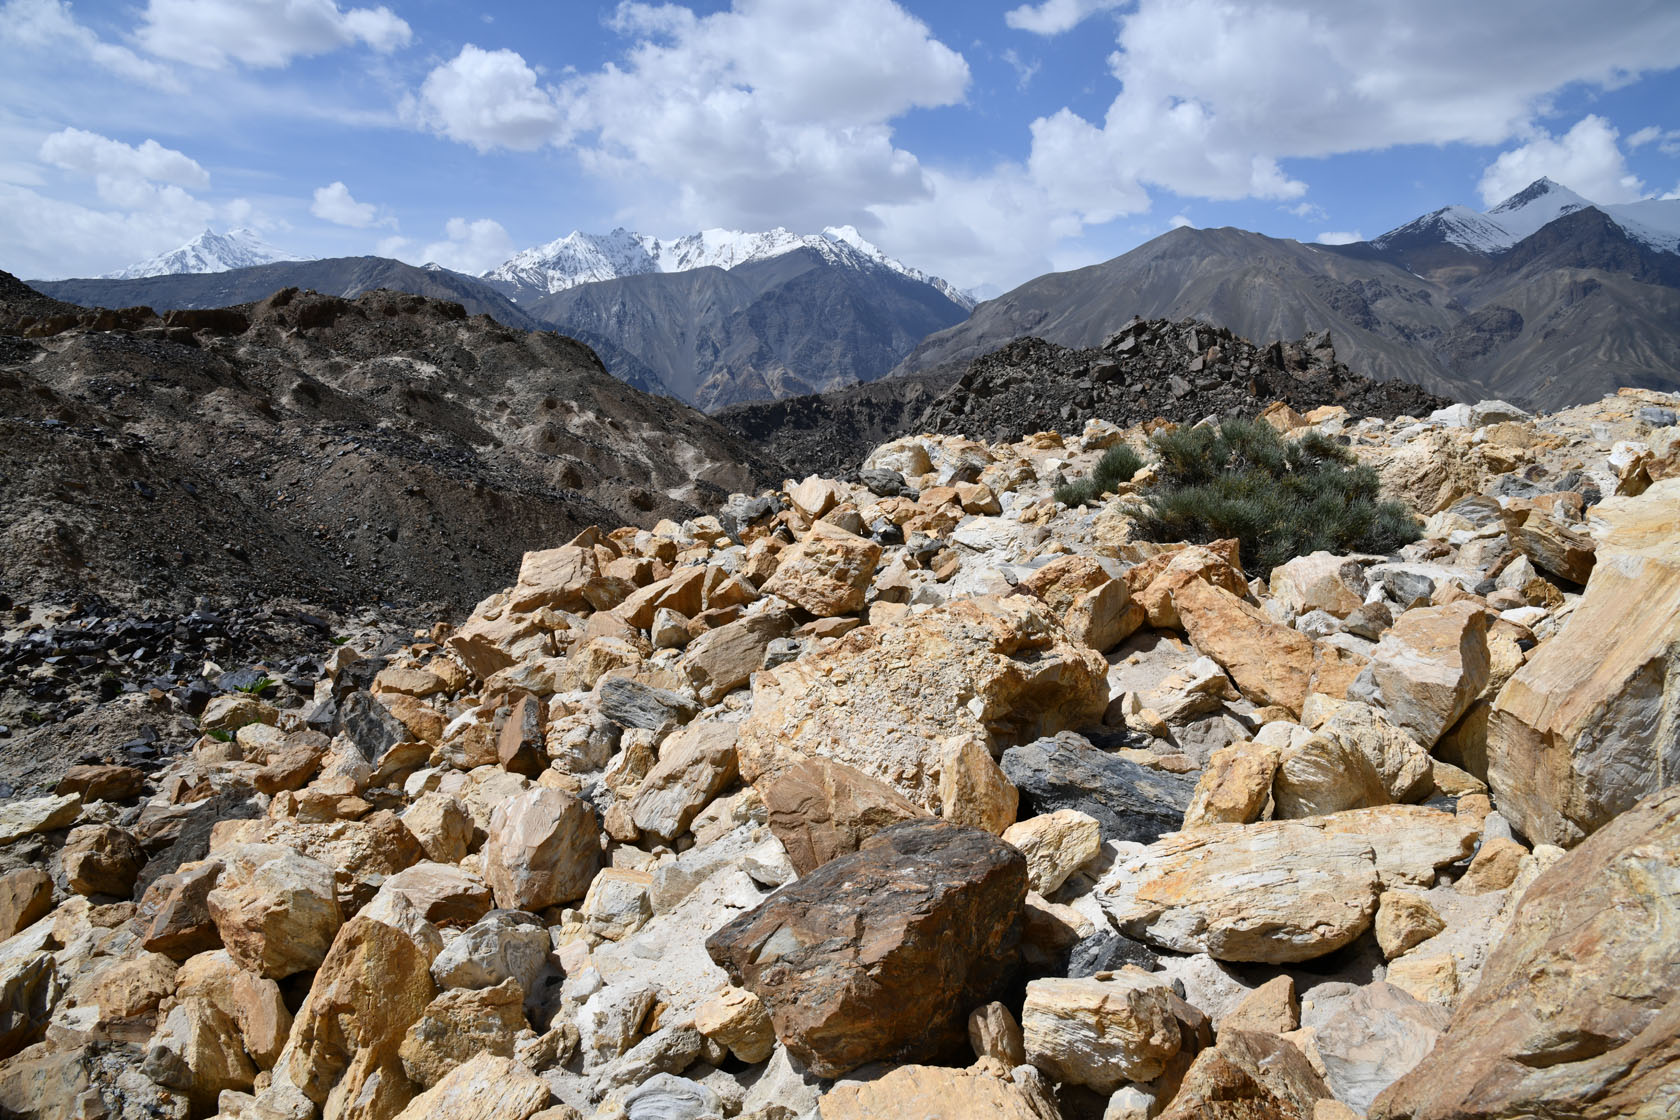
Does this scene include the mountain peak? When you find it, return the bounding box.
[103,227,309,280]
[483,225,975,309]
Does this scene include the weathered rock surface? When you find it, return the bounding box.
[1021,973,1188,1091]
[481,788,601,911]
[761,757,928,875]
[1099,820,1380,962]
[1487,479,1680,847]
[1348,601,1489,749]
[1372,785,1680,1119]
[205,844,342,979]
[737,596,1107,810]
[821,1062,1062,1120]
[706,819,1027,1077]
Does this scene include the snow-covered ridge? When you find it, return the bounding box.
[104,228,309,280]
[1370,177,1677,256]
[485,225,976,309]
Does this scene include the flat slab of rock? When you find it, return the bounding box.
[1371,785,1680,1120]
[821,1062,1062,1120]
[706,819,1026,1078]
[1098,820,1380,963]
[1487,478,1680,847]
[1002,733,1196,845]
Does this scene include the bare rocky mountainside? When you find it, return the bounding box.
[720,319,1450,479]
[1,297,1678,1120]
[896,181,1680,411]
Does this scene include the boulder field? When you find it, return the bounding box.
[0,387,1677,1118]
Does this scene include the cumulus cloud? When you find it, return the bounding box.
[1316,230,1362,245]
[137,0,411,68]
[417,217,514,274]
[412,45,569,152]
[1477,115,1645,205]
[0,0,179,87]
[39,128,210,189]
[1005,0,1125,36]
[1169,214,1193,229]
[310,180,391,228]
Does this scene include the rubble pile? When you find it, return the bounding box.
[0,385,1678,1120]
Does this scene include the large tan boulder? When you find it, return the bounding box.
[1156,1029,1331,1120]
[206,844,342,979]
[1487,478,1680,847]
[1499,503,1596,585]
[1183,740,1281,829]
[62,824,145,897]
[1021,973,1189,1091]
[481,788,601,911]
[1315,805,1480,889]
[820,1062,1062,1120]
[398,978,527,1088]
[1372,785,1680,1119]
[1348,601,1489,749]
[285,915,439,1114]
[1098,820,1380,963]
[760,520,881,616]
[692,985,775,1064]
[0,870,53,941]
[507,540,630,614]
[1269,552,1370,619]
[938,735,1019,835]
[679,609,795,703]
[1174,580,1360,717]
[624,721,739,844]
[1003,810,1102,895]
[174,949,292,1069]
[736,595,1107,811]
[142,995,257,1108]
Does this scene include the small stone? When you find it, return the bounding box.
[1002,810,1103,895]
[692,985,775,1064]
[1374,890,1445,959]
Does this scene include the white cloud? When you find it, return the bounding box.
[310,180,391,228]
[1662,183,1680,202]
[1288,202,1328,221]
[1316,230,1362,245]
[376,234,411,257]
[0,0,180,87]
[1626,126,1680,156]
[137,0,411,69]
[1169,214,1193,229]
[1005,0,1124,36]
[1477,115,1644,205]
[412,45,568,152]
[38,128,209,189]
[1628,125,1663,148]
[415,217,514,274]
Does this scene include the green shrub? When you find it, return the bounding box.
[1126,417,1419,577]
[1056,443,1145,507]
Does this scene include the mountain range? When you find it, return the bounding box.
[895,178,1680,410]
[100,227,307,280]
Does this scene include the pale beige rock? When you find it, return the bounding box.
[61,823,145,897]
[1219,975,1299,1035]
[1270,552,1370,619]
[969,1000,1027,1066]
[392,1053,551,1120]
[1348,601,1489,750]
[788,476,847,521]
[142,995,257,1107]
[381,862,494,929]
[401,792,473,865]
[508,542,629,614]
[1066,578,1147,654]
[1457,836,1526,894]
[1022,973,1185,1092]
[1486,478,1680,848]
[1304,981,1448,1113]
[0,793,81,845]
[68,951,177,1022]
[1316,805,1480,889]
[1183,740,1280,829]
[481,787,601,911]
[1272,731,1393,819]
[820,1062,1062,1120]
[692,985,775,1064]
[1099,820,1380,963]
[199,694,277,734]
[1132,545,1249,630]
[1384,954,1459,1009]
[1375,890,1445,959]
[937,736,1019,835]
[398,978,527,1088]
[1003,810,1103,895]
[0,870,53,942]
[175,949,292,1068]
[1155,1029,1331,1120]
[206,844,342,980]
[680,610,794,703]
[286,915,438,1113]
[579,868,653,941]
[624,721,739,844]
[760,520,881,616]
[1315,702,1435,803]
[737,595,1108,811]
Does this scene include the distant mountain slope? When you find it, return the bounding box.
[103,227,308,279]
[528,245,971,411]
[485,223,974,309]
[896,179,1680,411]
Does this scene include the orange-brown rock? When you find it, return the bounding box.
[762,757,929,875]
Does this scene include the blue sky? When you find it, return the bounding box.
[2,0,1678,293]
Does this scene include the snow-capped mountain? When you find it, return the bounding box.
[104,228,309,280]
[1371,177,1677,256]
[485,225,975,309]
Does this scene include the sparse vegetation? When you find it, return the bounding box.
[1126,417,1419,577]
[236,675,276,695]
[1055,443,1145,507]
